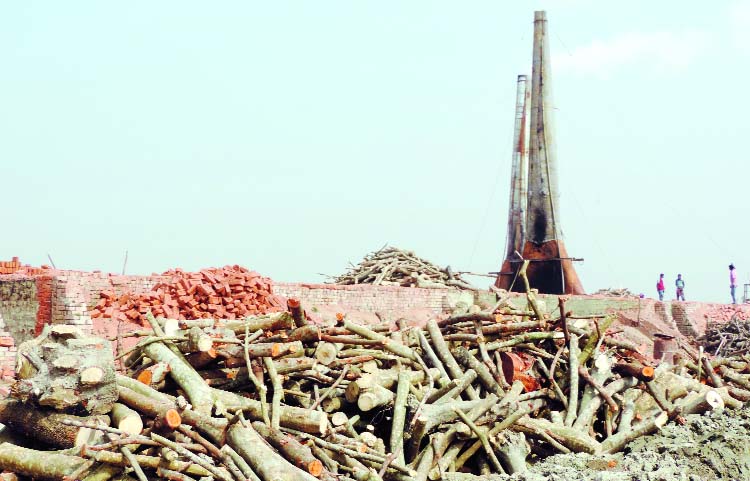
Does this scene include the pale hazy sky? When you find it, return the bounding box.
[2,1,748,303]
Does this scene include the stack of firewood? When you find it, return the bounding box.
[592,287,637,298]
[702,316,750,357]
[2,262,750,481]
[333,246,476,290]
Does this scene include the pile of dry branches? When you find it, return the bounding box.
[333,246,476,290]
[2,262,750,481]
[592,288,637,298]
[702,316,750,357]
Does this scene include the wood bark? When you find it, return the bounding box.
[0,442,85,480]
[142,340,215,415]
[515,417,600,454]
[211,387,329,435]
[226,422,319,481]
[251,421,324,477]
[426,320,478,399]
[0,400,107,449]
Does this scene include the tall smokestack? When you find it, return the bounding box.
[496,11,584,295]
[527,10,560,244]
[495,75,529,292]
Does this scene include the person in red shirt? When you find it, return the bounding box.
[656,273,665,301]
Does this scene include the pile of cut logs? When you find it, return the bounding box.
[2,261,750,481]
[91,266,283,325]
[702,316,750,357]
[592,288,637,298]
[333,246,476,290]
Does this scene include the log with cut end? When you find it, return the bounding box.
[186,349,219,369]
[613,362,655,382]
[80,366,106,386]
[135,362,171,389]
[314,342,340,366]
[110,403,143,436]
[221,341,304,366]
[0,400,107,449]
[116,385,228,442]
[331,411,349,427]
[162,318,181,337]
[186,326,214,353]
[226,422,320,481]
[320,391,345,413]
[287,298,308,328]
[357,385,395,412]
[252,421,324,477]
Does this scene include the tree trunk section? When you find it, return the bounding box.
[0,400,107,449]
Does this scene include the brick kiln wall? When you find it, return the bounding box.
[272,282,454,320]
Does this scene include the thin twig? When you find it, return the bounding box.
[310,365,350,411]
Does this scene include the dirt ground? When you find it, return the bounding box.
[471,407,750,481]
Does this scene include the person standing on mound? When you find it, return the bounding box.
[675,274,685,301]
[656,273,665,301]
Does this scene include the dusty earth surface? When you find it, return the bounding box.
[472,407,750,481]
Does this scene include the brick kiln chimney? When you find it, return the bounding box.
[496,11,584,295]
[495,75,529,291]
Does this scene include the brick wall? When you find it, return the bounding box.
[671,302,701,338]
[273,282,474,324]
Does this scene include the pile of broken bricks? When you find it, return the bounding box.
[90,266,284,325]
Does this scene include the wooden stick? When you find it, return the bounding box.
[578,365,619,413]
[564,333,580,427]
[263,356,283,429]
[311,365,349,411]
[343,321,418,362]
[452,407,504,473]
[426,320,478,400]
[151,432,233,481]
[105,433,148,481]
[244,324,270,426]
